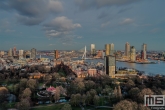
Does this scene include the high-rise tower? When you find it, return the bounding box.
[104,55,116,78]
[141,43,147,60]
[8,48,13,57]
[91,44,96,55]
[19,50,24,59]
[125,42,130,57]
[105,43,114,56]
[13,47,17,56]
[31,48,36,59]
[130,46,136,62]
[54,50,59,59]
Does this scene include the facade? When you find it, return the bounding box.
[13,47,17,56]
[105,55,116,78]
[24,51,31,58]
[8,48,13,57]
[0,51,4,57]
[130,46,136,62]
[141,43,147,60]
[96,50,103,58]
[54,50,59,59]
[19,50,24,59]
[110,43,115,55]
[105,44,110,56]
[105,43,114,56]
[88,69,97,77]
[91,44,96,55]
[31,48,36,59]
[125,42,130,57]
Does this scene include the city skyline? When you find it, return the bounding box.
[0,0,165,50]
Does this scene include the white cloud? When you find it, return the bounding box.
[49,44,56,46]
[43,16,81,38]
[74,0,140,10]
[77,36,83,39]
[101,21,110,28]
[120,18,134,25]
[150,28,161,33]
[5,29,15,33]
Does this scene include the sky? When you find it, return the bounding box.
[0,0,165,51]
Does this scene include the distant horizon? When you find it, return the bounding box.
[0,0,165,50]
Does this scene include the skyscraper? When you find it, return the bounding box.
[19,50,24,59]
[105,44,110,56]
[141,43,147,60]
[8,48,13,57]
[13,47,17,56]
[105,43,114,56]
[104,55,116,78]
[54,50,59,59]
[110,43,114,55]
[125,42,130,57]
[130,46,136,62]
[91,44,96,55]
[31,48,36,59]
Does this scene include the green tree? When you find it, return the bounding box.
[138,104,150,110]
[77,82,85,93]
[126,79,135,89]
[137,88,154,103]
[114,100,138,110]
[54,87,60,102]
[61,104,72,110]
[16,98,30,110]
[129,87,140,101]
[70,94,76,106]
[81,94,87,106]
[22,88,32,98]
[0,87,8,103]
[19,78,28,89]
[26,79,38,91]
[93,95,100,106]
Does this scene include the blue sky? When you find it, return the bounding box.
[0,0,165,51]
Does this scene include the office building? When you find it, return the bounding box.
[0,51,4,57]
[130,46,136,62]
[19,50,24,59]
[31,48,36,59]
[125,42,130,57]
[91,44,96,55]
[141,43,147,60]
[105,44,110,56]
[8,48,13,57]
[24,51,31,58]
[13,47,17,56]
[105,43,114,56]
[54,50,59,59]
[96,50,103,58]
[104,55,116,78]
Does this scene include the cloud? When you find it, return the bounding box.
[74,0,140,10]
[118,7,132,13]
[98,12,109,19]
[150,28,161,33]
[77,36,83,39]
[0,0,63,25]
[101,21,110,28]
[5,29,15,33]
[120,18,134,25]
[49,44,56,46]
[43,16,81,38]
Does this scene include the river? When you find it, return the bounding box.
[37,55,165,75]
